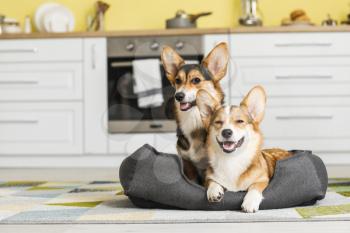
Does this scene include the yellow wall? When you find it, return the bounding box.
[0,0,349,31]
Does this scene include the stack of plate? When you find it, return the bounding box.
[34,2,75,33]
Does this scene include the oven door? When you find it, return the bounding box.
[108,57,199,133]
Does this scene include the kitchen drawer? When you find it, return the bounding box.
[0,39,82,62]
[0,63,82,101]
[230,33,350,57]
[108,133,155,155]
[0,102,82,154]
[231,57,350,99]
[261,106,350,151]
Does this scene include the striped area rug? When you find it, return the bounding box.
[0,179,350,223]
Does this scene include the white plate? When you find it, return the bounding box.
[34,3,74,32]
[43,5,75,33]
[34,2,60,32]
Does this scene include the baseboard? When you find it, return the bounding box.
[0,155,126,168]
[0,152,349,168]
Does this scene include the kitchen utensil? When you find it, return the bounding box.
[34,2,74,32]
[87,1,110,31]
[341,14,350,25]
[0,15,5,34]
[322,14,337,26]
[166,10,212,28]
[239,0,262,26]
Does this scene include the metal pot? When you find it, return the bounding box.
[166,10,212,29]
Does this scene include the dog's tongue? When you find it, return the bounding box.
[180,102,192,111]
[223,141,235,151]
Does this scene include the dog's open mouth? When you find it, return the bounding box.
[216,137,245,153]
[179,102,195,111]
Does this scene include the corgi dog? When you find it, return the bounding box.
[196,86,292,212]
[161,43,229,182]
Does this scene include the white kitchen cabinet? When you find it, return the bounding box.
[83,38,108,154]
[0,39,83,62]
[230,57,350,99]
[230,32,350,155]
[261,106,350,151]
[0,62,83,101]
[230,33,350,57]
[0,102,82,154]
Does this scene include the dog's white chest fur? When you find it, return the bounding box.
[208,139,259,192]
[177,107,207,169]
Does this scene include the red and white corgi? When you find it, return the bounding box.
[161,43,229,182]
[196,86,292,212]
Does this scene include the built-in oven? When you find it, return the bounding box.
[107,36,204,133]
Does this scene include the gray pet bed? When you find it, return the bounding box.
[119,144,328,210]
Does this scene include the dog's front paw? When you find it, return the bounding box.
[207,182,224,202]
[241,190,263,213]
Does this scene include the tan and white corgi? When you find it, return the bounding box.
[196,86,292,212]
[161,43,229,183]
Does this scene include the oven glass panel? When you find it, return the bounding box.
[108,57,176,121]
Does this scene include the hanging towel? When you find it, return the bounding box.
[132,59,164,108]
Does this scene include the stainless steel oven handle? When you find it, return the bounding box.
[110,60,199,68]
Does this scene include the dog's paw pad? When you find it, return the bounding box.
[241,190,263,213]
[207,184,224,203]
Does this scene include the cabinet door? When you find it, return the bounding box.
[203,34,232,104]
[154,133,178,154]
[0,102,82,155]
[83,38,108,154]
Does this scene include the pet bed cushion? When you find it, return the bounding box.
[119,144,328,210]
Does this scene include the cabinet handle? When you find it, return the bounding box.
[274,43,332,47]
[276,115,333,120]
[0,120,39,124]
[0,80,39,85]
[91,44,96,69]
[275,75,333,80]
[149,123,163,129]
[0,48,38,53]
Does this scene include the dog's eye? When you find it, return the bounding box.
[175,78,182,84]
[236,119,244,124]
[191,77,201,84]
[214,120,223,126]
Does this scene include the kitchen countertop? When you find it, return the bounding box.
[0,26,350,39]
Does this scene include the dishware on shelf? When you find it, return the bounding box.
[34,2,74,33]
[2,18,21,33]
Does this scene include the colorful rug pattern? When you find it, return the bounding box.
[1,179,350,223]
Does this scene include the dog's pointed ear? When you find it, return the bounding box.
[161,46,185,85]
[202,42,229,83]
[196,90,220,128]
[240,86,267,123]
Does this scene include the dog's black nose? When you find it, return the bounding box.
[175,92,185,102]
[221,129,233,139]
